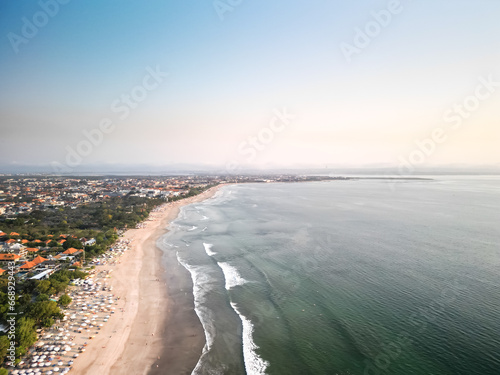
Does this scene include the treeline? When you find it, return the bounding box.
[0,196,164,260]
[0,187,216,368]
[1,196,165,235]
[169,184,217,202]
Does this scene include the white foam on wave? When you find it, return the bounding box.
[217,261,268,373]
[163,242,179,249]
[230,302,269,375]
[175,252,216,375]
[201,215,209,221]
[217,262,248,290]
[203,243,217,257]
[188,226,198,231]
[202,227,208,232]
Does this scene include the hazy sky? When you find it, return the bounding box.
[1,0,499,172]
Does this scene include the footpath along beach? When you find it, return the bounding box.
[68,185,224,375]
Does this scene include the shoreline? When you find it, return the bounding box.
[70,184,225,375]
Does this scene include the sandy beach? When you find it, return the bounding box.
[70,185,224,375]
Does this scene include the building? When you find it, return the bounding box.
[0,254,21,263]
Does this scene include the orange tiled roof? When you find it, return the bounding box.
[5,239,16,244]
[27,248,39,252]
[10,232,20,236]
[21,239,29,244]
[0,269,5,274]
[62,248,80,255]
[20,261,36,269]
[32,255,48,265]
[0,254,21,261]
[34,240,42,243]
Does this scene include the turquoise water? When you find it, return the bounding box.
[160,177,500,375]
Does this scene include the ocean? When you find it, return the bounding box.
[159,177,500,375]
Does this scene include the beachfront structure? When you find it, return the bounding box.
[30,268,56,280]
[0,242,28,258]
[0,253,21,263]
[63,248,83,255]
[19,255,49,270]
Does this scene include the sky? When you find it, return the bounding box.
[1,0,499,173]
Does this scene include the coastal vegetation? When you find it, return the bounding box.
[0,268,87,362]
[0,185,216,368]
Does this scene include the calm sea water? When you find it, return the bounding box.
[159,177,500,375]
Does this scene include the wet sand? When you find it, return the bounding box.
[71,185,224,375]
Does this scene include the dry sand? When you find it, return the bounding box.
[71,185,224,375]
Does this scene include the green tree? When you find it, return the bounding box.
[15,317,37,357]
[58,294,72,307]
[37,294,49,302]
[0,335,9,364]
[26,301,63,326]
[35,280,51,295]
